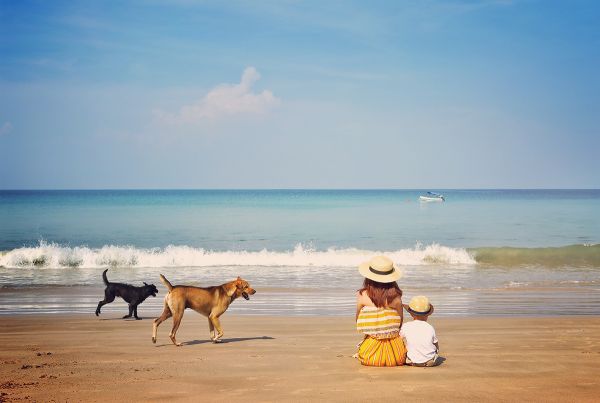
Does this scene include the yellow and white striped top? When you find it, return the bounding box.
[356,306,402,339]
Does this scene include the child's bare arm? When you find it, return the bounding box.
[434,341,439,352]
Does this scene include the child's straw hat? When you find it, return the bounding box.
[406,296,434,316]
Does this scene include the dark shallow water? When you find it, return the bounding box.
[1,264,598,316]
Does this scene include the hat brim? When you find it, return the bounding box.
[358,261,402,283]
[404,303,435,316]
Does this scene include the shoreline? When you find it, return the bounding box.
[1,314,599,402]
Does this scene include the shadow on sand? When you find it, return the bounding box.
[154,336,275,347]
[98,316,155,321]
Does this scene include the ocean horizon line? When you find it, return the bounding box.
[2,188,599,191]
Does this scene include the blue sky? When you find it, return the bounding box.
[0,0,598,189]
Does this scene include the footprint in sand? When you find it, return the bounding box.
[291,388,313,395]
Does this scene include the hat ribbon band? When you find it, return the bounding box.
[409,307,432,315]
[369,266,394,275]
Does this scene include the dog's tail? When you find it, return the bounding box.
[159,274,173,291]
[102,269,110,286]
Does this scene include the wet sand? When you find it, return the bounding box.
[0,314,599,402]
[1,282,599,316]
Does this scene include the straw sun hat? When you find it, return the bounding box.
[406,296,434,316]
[358,256,402,283]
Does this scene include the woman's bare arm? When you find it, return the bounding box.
[355,291,365,321]
[389,296,404,326]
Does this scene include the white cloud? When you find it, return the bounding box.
[0,121,13,137]
[155,67,280,124]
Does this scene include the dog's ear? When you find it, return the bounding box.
[144,282,148,286]
[225,283,236,297]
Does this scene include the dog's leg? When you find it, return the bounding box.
[169,310,184,347]
[208,318,215,340]
[95,300,105,316]
[123,304,133,319]
[134,305,141,320]
[152,305,172,343]
[95,290,115,316]
[209,314,224,343]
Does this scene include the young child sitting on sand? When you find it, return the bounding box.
[400,296,440,367]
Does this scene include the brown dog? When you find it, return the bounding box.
[152,274,256,346]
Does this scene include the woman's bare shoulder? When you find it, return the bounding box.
[357,290,376,306]
[356,290,366,301]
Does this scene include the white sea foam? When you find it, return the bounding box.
[0,241,476,269]
[506,281,529,288]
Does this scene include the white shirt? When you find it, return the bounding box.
[400,320,438,363]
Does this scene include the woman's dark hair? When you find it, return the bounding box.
[358,278,402,308]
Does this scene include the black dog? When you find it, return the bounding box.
[95,269,158,320]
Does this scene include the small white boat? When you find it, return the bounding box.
[419,192,445,202]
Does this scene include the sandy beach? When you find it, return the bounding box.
[3,0,600,399]
[1,314,599,402]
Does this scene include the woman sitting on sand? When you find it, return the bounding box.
[355,256,406,366]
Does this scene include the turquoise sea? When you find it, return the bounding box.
[1,189,599,316]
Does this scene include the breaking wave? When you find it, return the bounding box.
[2,242,598,269]
[470,244,600,267]
[0,242,475,269]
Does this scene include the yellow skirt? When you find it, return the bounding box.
[358,336,406,367]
